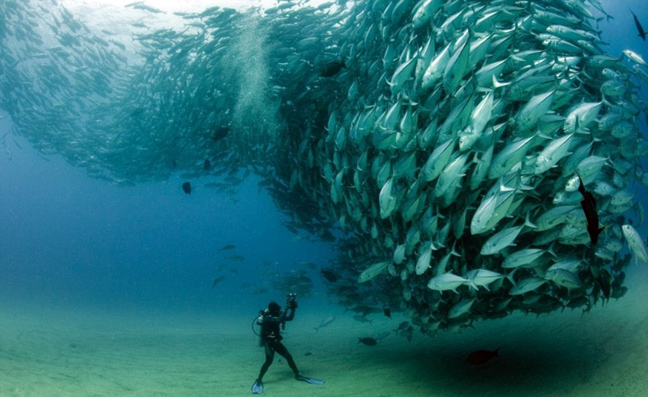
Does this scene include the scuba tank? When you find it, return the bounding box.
[251,309,266,346]
[251,308,287,346]
[252,296,295,345]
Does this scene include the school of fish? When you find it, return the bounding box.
[1,0,647,335]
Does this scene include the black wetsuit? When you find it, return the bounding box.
[256,307,299,381]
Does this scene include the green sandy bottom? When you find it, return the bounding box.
[1,269,647,396]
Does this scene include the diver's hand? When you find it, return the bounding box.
[291,300,299,309]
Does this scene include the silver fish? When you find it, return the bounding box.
[427,273,469,293]
[622,225,648,265]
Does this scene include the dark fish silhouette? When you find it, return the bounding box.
[394,321,410,332]
[130,107,144,118]
[398,325,414,342]
[211,276,226,288]
[353,315,373,324]
[576,174,605,244]
[319,230,336,242]
[182,181,192,194]
[320,60,345,77]
[320,268,338,282]
[358,337,377,346]
[204,159,211,170]
[465,348,500,365]
[224,254,245,262]
[596,268,612,299]
[212,126,230,142]
[383,306,392,319]
[217,244,236,251]
[630,9,646,41]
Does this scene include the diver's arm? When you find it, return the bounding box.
[284,307,295,321]
[263,309,292,324]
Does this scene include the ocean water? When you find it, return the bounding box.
[1,0,648,396]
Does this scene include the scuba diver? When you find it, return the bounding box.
[251,293,324,394]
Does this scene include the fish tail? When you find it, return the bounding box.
[498,179,514,193]
[450,241,460,257]
[506,268,518,287]
[523,211,537,230]
[536,131,553,140]
[492,75,510,88]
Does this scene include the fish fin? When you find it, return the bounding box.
[506,268,518,287]
[450,241,461,257]
[547,242,558,259]
[536,131,553,140]
[523,211,537,229]
[598,224,607,236]
[498,178,514,193]
[492,75,510,88]
[576,172,586,194]
[518,181,535,191]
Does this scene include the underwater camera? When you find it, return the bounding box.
[285,293,298,310]
[286,293,297,308]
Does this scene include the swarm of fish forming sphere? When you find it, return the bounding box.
[282,0,648,334]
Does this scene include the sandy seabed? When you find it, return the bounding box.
[1,267,647,397]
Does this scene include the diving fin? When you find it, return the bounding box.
[251,379,264,394]
[296,375,325,385]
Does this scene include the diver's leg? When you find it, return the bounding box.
[257,343,275,381]
[274,342,300,377]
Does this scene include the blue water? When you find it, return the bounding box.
[0,128,335,315]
